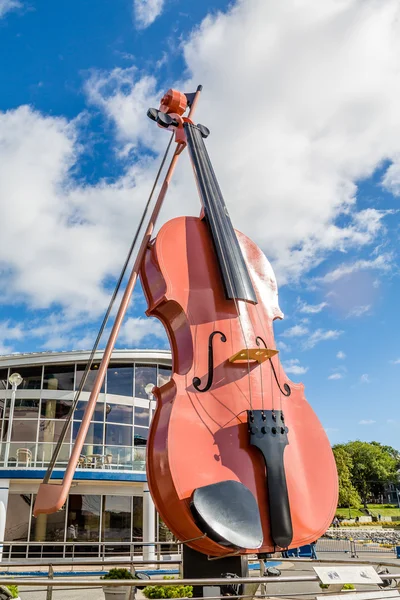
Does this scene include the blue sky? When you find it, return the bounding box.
[0,0,400,448]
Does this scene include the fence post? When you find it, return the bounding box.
[46,564,54,600]
[129,562,136,600]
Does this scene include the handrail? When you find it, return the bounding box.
[0,559,182,567]
[0,573,399,586]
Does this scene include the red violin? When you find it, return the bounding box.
[33,86,338,559]
[141,88,338,557]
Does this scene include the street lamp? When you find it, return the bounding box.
[4,373,23,466]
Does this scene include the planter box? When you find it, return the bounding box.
[103,585,132,600]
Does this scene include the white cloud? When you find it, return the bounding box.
[298,301,328,314]
[277,340,291,352]
[359,419,375,425]
[328,373,343,380]
[337,351,346,359]
[318,254,393,284]
[304,328,343,349]
[347,304,371,318]
[283,358,308,375]
[133,0,165,29]
[0,0,21,17]
[119,317,166,345]
[87,0,400,285]
[360,373,370,384]
[2,0,400,336]
[390,358,400,365]
[281,324,309,338]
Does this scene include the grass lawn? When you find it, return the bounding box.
[336,507,364,518]
[367,504,400,516]
[335,504,400,518]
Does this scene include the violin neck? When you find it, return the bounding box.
[184,122,257,304]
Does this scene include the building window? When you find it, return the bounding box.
[41,398,72,420]
[8,398,39,419]
[134,426,149,446]
[132,496,143,540]
[102,496,132,542]
[0,369,8,390]
[67,495,101,542]
[30,495,66,542]
[43,365,75,391]
[10,366,42,390]
[73,400,104,422]
[72,422,103,445]
[5,494,31,542]
[158,366,172,387]
[107,364,133,397]
[105,423,132,446]
[135,364,156,399]
[134,406,150,427]
[39,420,71,443]
[75,364,105,393]
[105,402,133,425]
[11,419,38,442]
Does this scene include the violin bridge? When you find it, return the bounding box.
[229,348,278,364]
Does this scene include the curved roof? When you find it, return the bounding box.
[0,348,172,368]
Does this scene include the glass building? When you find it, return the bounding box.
[0,349,173,559]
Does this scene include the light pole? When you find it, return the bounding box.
[4,373,23,466]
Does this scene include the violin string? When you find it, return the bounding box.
[188,124,253,412]
[202,135,273,418]
[195,126,253,412]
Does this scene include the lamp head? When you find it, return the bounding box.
[8,372,23,387]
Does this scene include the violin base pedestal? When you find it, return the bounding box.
[183,545,254,599]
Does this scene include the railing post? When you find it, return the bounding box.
[46,564,54,600]
[350,539,358,558]
[129,563,136,600]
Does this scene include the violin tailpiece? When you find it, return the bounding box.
[229,348,278,363]
[248,409,293,549]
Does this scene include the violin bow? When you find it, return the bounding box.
[33,85,203,516]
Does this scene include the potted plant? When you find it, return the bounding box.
[0,585,21,600]
[143,575,193,598]
[101,568,135,600]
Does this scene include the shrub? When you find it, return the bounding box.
[6,585,19,598]
[342,584,355,590]
[319,583,329,589]
[101,568,134,580]
[143,576,193,599]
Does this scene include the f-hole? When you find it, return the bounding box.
[192,331,227,393]
[256,336,291,397]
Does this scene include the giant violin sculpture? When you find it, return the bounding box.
[33,86,337,558]
[141,89,338,557]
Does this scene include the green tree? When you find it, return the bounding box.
[334,441,399,507]
[332,446,361,508]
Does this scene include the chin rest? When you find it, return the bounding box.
[190,480,263,549]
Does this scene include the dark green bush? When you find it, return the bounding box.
[101,568,134,580]
[143,576,193,599]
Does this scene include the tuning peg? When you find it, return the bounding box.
[157,112,179,128]
[197,124,210,138]
[147,108,159,122]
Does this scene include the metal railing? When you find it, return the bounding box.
[0,442,147,471]
[0,561,398,600]
[2,540,181,561]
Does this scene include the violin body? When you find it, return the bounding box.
[140,215,338,557]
